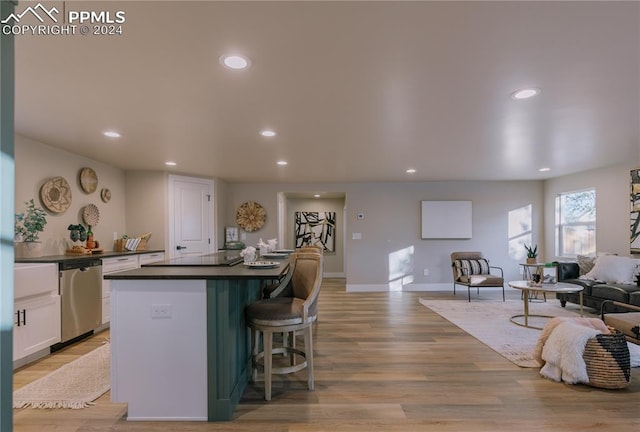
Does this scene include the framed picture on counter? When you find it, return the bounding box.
[225,227,238,242]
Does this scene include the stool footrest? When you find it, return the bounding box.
[254,347,308,375]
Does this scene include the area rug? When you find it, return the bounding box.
[418,298,640,368]
[13,342,110,409]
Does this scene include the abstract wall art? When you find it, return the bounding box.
[631,169,640,254]
[294,211,336,251]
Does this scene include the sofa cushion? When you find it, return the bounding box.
[561,278,598,296]
[576,255,596,275]
[591,284,638,303]
[629,291,640,307]
[454,259,490,280]
[582,255,640,285]
[555,262,579,281]
[458,274,503,286]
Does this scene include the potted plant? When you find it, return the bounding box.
[67,224,87,243]
[525,244,538,264]
[14,199,48,258]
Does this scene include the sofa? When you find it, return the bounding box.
[555,255,640,344]
[555,255,640,312]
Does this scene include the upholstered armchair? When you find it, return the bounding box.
[451,252,505,302]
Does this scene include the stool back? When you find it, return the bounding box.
[291,252,323,321]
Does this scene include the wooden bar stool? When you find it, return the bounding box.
[247,253,322,401]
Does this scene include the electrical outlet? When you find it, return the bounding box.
[423,269,429,276]
[151,304,172,319]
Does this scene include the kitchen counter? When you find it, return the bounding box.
[15,249,165,264]
[106,253,286,280]
[107,256,289,422]
[141,251,243,267]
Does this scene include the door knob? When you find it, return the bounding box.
[176,245,187,250]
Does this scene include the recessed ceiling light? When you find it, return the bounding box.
[219,54,251,70]
[103,131,121,138]
[406,168,417,174]
[277,160,288,166]
[538,167,551,172]
[260,130,276,137]
[314,194,321,198]
[511,88,541,100]
[165,161,177,166]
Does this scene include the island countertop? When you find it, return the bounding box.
[104,252,288,280]
[104,264,287,280]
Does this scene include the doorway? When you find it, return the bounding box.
[168,175,215,258]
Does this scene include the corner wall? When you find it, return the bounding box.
[15,135,126,255]
[125,171,167,251]
[543,161,639,260]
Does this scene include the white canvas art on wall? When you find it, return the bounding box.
[421,201,472,239]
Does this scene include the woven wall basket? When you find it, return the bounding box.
[583,329,630,389]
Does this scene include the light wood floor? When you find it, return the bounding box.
[13,278,640,431]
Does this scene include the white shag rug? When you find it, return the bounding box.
[14,342,110,409]
[419,298,640,368]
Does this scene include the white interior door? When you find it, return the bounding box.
[169,175,215,258]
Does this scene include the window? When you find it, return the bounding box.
[555,189,596,257]
[508,204,532,260]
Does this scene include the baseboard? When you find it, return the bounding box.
[324,272,345,278]
[13,347,50,369]
[346,283,454,292]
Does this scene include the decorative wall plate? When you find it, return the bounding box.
[236,201,266,232]
[40,176,72,214]
[82,203,100,226]
[79,167,98,193]
[101,188,111,203]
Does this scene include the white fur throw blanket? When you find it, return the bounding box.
[534,317,610,384]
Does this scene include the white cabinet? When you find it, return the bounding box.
[13,263,60,362]
[14,294,61,361]
[138,252,165,266]
[101,255,139,325]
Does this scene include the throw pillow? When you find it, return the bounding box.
[582,255,639,284]
[454,259,490,279]
[576,255,596,275]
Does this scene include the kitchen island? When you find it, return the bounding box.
[105,253,288,421]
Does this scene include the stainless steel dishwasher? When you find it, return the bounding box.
[59,259,102,343]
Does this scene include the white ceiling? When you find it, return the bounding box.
[13,1,640,184]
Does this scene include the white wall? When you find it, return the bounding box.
[214,178,229,250]
[15,135,126,255]
[126,171,228,253]
[17,134,637,290]
[543,161,638,261]
[125,171,167,251]
[226,180,544,290]
[344,181,544,289]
